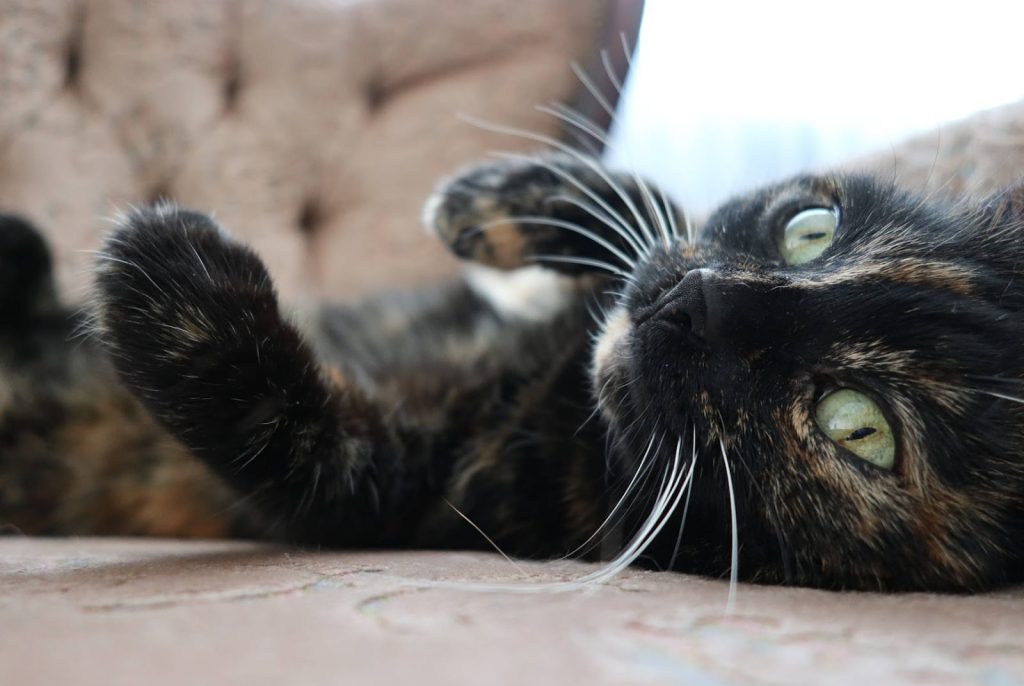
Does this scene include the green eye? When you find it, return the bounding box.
[815,389,895,470]
[779,207,838,265]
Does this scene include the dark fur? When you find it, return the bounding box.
[3,155,1024,591]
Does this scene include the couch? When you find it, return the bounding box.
[2,2,1023,685]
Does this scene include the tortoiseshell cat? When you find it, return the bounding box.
[3,154,1023,592]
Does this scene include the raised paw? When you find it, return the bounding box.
[93,204,405,545]
[424,154,684,276]
[94,204,275,374]
[92,204,328,474]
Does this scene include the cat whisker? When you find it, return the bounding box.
[967,374,1024,386]
[559,122,605,158]
[538,103,614,149]
[668,426,699,570]
[558,433,658,561]
[719,438,739,614]
[570,60,616,122]
[490,150,649,258]
[620,31,634,66]
[525,254,635,281]
[563,58,675,250]
[682,211,696,245]
[442,497,530,578]
[981,390,1024,405]
[413,433,694,594]
[547,192,648,258]
[658,185,683,243]
[931,377,1024,406]
[461,115,657,254]
[572,435,692,585]
[600,48,624,97]
[539,102,674,249]
[477,215,637,269]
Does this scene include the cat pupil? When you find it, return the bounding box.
[846,427,877,441]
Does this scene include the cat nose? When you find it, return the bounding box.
[674,268,710,343]
[649,268,722,348]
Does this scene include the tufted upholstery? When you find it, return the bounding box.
[0,0,612,301]
[849,98,1024,201]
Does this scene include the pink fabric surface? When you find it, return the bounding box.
[4,538,1023,686]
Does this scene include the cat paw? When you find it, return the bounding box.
[423,154,658,276]
[93,204,279,399]
[424,156,570,270]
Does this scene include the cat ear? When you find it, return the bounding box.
[425,155,686,277]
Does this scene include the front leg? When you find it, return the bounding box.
[93,206,423,545]
[425,153,689,276]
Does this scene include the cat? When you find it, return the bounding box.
[3,153,1024,592]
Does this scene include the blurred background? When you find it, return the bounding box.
[609,0,1024,214]
[3,0,1024,300]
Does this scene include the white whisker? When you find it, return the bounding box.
[539,102,613,148]
[682,210,696,244]
[526,254,635,281]
[600,48,624,96]
[536,103,673,248]
[416,434,695,594]
[480,215,636,268]
[620,31,634,67]
[442,497,529,578]
[982,390,1024,405]
[658,186,682,242]
[719,438,739,614]
[462,116,657,254]
[570,60,617,122]
[559,433,657,560]
[575,436,690,584]
[668,426,698,569]
[548,192,648,258]
[489,149,647,256]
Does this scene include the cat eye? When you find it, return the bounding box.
[779,207,838,265]
[815,388,895,470]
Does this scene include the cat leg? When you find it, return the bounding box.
[93,206,425,545]
[425,154,689,276]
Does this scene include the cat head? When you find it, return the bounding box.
[593,173,1024,590]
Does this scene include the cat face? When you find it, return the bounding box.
[593,173,1024,590]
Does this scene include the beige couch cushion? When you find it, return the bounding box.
[0,0,607,301]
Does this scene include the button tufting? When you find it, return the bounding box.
[222,53,243,112]
[297,198,322,236]
[64,21,83,90]
[222,71,241,112]
[363,76,388,114]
